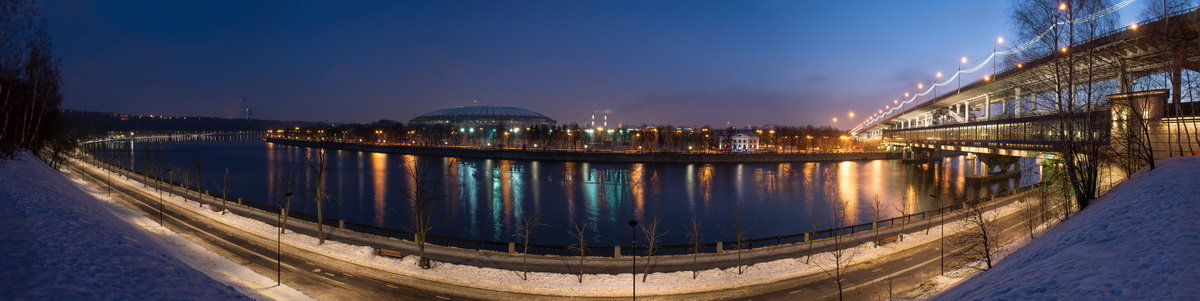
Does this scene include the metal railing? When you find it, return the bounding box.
[80,153,1039,257]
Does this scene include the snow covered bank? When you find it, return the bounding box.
[0,153,249,300]
[934,156,1200,300]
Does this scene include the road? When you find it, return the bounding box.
[68,160,496,300]
[728,196,1041,300]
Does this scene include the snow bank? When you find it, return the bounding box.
[934,157,1200,300]
[0,153,248,300]
[84,157,1028,297]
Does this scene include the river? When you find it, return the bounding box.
[88,135,1040,246]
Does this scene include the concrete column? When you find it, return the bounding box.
[1014,87,1023,118]
[614,246,621,258]
[984,94,991,120]
[508,242,516,254]
[716,241,725,253]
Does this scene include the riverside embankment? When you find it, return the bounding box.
[264,138,899,163]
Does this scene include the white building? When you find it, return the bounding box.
[716,131,760,151]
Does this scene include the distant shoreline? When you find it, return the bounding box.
[265,138,900,164]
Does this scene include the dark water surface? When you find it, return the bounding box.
[90,136,1039,245]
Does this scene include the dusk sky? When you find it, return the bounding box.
[42,0,1149,128]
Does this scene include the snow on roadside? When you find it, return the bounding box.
[63,164,312,301]
[0,153,249,300]
[80,158,1028,297]
[933,157,1200,300]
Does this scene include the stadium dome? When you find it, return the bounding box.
[409,106,556,127]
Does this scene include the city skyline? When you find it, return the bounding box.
[45,1,1145,127]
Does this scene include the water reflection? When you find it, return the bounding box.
[371,153,387,226]
[93,139,1040,246]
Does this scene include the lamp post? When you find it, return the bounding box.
[278,191,294,286]
[628,220,638,300]
[160,169,172,226]
[930,194,944,276]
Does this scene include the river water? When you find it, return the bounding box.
[89,136,1040,246]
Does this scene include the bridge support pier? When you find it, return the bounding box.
[966,153,1021,183]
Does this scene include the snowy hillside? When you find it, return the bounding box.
[935,157,1200,300]
[0,153,248,300]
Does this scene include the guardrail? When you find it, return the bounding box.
[79,152,1040,257]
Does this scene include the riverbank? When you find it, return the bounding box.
[264,138,899,163]
[69,153,1037,299]
[934,156,1200,300]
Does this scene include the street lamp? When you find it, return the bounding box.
[930,194,945,276]
[278,191,294,286]
[959,57,967,93]
[934,72,942,98]
[628,220,638,300]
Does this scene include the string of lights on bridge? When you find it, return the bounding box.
[847,0,1137,136]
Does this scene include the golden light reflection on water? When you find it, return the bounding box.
[371,152,388,226]
[498,160,514,231]
[563,162,577,225]
[266,142,276,202]
[837,161,859,223]
[698,164,714,213]
[630,163,646,220]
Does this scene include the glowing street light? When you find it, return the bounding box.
[1058,2,1068,11]
[1130,22,1140,30]
[832,117,839,123]
[848,111,855,118]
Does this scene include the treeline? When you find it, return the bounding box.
[64,110,315,134]
[0,0,74,164]
[282,119,858,151]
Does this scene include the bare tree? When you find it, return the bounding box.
[305,148,330,245]
[955,200,1005,270]
[1019,196,1041,239]
[219,168,231,214]
[1108,91,1158,173]
[639,216,668,282]
[568,222,590,283]
[729,208,748,275]
[396,161,446,269]
[805,209,820,264]
[1010,0,1119,210]
[512,215,545,281]
[685,215,703,279]
[192,147,205,205]
[893,200,913,242]
[814,204,858,301]
[869,195,886,246]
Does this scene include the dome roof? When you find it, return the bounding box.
[410,106,556,125]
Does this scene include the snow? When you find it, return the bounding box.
[0,152,249,300]
[62,164,312,300]
[934,157,1200,300]
[80,156,1030,297]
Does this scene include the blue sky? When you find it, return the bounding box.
[42,0,1151,127]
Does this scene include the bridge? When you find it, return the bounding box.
[853,5,1200,181]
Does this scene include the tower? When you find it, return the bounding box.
[240,95,253,120]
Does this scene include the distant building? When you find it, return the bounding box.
[409,106,556,128]
[715,130,760,152]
